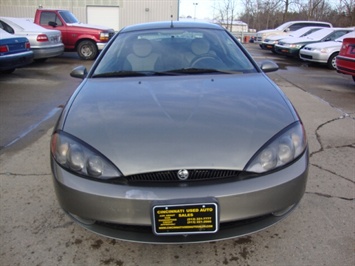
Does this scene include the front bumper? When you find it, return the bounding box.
[300,50,328,63]
[260,42,275,51]
[51,150,308,243]
[275,46,300,56]
[97,42,108,51]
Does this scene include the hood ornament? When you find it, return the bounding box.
[177,169,189,180]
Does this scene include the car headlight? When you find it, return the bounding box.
[246,122,307,173]
[100,32,110,42]
[51,131,122,179]
[289,44,303,49]
[320,48,329,53]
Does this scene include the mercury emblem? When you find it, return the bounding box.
[177,169,189,180]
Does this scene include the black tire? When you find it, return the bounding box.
[327,52,338,70]
[352,76,355,82]
[77,40,98,60]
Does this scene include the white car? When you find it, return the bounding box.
[300,31,355,69]
[255,20,332,44]
[261,26,325,53]
[0,17,64,61]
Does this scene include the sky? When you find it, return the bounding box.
[179,0,218,20]
[179,0,340,20]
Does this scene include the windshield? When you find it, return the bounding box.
[59,10,79,23]
[93,28,256,77]
[304,28,333,40]
[290,27,321,38]
[275,22,291,31]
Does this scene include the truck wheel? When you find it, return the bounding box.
[77,40,98,60]
[327,53,338,70]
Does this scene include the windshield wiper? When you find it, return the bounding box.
[92,68,241,78]
[154,68,240,75]
[92,71,149,78]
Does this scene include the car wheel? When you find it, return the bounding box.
[327,52,338,70]
[352,76,355,82]
[77,40,98,60]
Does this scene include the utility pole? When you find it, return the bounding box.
[193,2,198,20]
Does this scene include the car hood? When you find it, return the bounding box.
[280,36,322,44]
[257,29,284,35]
[304,41,341,49]
[69,22,114,32]
[62,74,297,175]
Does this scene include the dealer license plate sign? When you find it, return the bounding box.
[152,202,219,235]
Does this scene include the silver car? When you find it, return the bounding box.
[0,17,64,61]
[300,31,355,69]
[50,21,309,244]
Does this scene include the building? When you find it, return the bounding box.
[0,0,179,31]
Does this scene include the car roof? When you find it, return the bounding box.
[1,17,43,30]
[120,21,224,33]
[0,16,59,33]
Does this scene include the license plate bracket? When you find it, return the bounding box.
[152,200,219,235]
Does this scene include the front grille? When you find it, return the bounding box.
[301,54,312,59]
[108,32,115,40]
[126,169,241,183]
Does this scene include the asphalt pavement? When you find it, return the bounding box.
[0,73,354,265]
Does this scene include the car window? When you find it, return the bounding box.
[59,10,79,24]
[40,12,63,26]
[93,28,257,77]
[289,23,307,31]
[0,20,14,34]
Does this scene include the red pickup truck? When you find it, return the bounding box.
[34,9,115,60]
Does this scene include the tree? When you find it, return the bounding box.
[239,0,354,30]
[215,0,238,31]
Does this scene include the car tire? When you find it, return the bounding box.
[77,40,98,60]
[327,52,338,70]
[352,76,355,82]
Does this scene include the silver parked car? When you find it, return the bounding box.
[300,31,355,69]
[0,17,64,61]
[50,21,309,244]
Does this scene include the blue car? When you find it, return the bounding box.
[0,28,33,73]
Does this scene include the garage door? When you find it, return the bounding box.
[87,6,119,31]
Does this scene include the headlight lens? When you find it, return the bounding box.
[246,122,307,173]
[51,131,122,179]
[289,44,303,49]
[99,32,110,42]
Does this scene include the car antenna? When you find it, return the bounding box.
[170,15,174,28]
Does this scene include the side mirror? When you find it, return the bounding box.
[70,66,88,79]
[48,21,57,27]
[259,60,279,73]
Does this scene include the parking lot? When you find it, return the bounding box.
[0,43,354,266]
